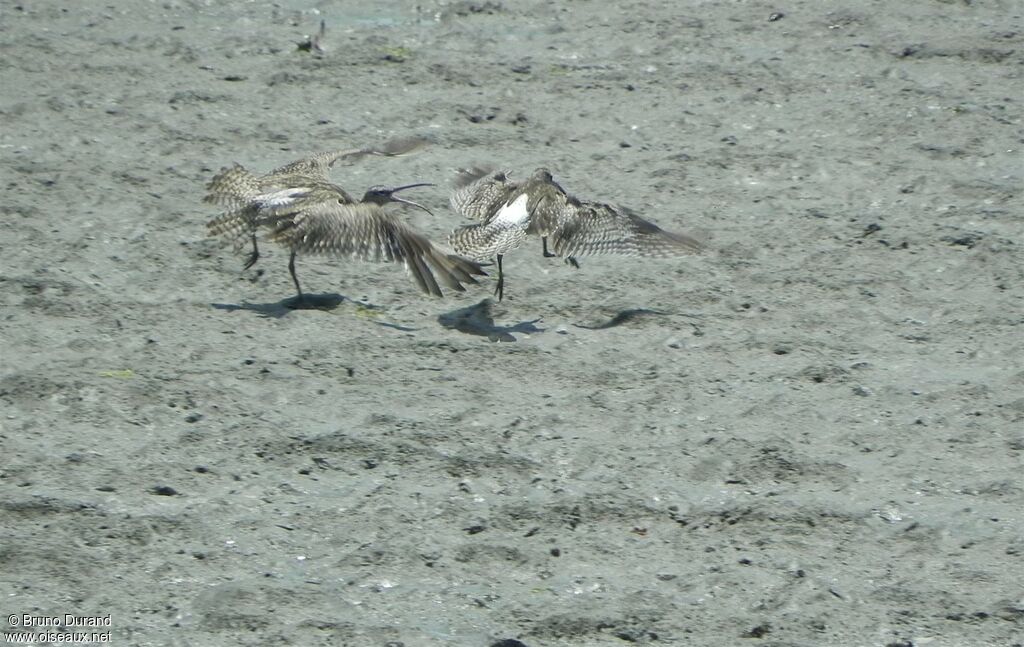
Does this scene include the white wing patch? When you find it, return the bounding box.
[492,193,530,227]
[257,187,312,208]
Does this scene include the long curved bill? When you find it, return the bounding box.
[387,182,435,216]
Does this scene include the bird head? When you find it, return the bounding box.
[531,168,554,182]
[361,183,435,216]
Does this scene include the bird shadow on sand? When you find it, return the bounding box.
[572,308,704,334]
[211,293,418,331]
[573,308,670,330]
[437,299,543,342]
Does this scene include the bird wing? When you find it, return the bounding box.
[204,162,266,249]
[449,221,528,262]
[524,180,571,238]
[449,168,517,222]
[252,182,357,214]
[323,135,430,167]
[550,200,705,258]
[261,197,485,297]
[267,136,431,178]
[203,163,262,209]
[206,203,259,248]
[206,177,355,249]
[261,199,410,260]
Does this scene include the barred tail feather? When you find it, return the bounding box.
[448,224,525,261]
[424,248,487,292]
[203,164,261,208]
[206,207,256,239]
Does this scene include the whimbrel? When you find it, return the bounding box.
[448,167,703,300]
[206,174,486,304]
[203,136,426,270]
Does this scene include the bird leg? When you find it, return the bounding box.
[541,237,580,269]
[541,237,556,258]
[243,233,260,270]
[494,254,505,301]
[288,249,305,303]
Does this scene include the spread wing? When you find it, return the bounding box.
[449,167,517,222]
[550,200,704,258]
[206,136,424,207]
[203,163,262,209]
[261,199,418,261]
[268,135,430,178]
[204,163,266,251]
[259,193,485,296]
[206,180,355,248]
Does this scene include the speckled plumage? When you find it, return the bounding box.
[449,167,569,245]
[204,141,487,301]
[204,137,426,270]
[449,219,528,263]
[550,198,704,258]
[247,181,486,298]
[447,166,704,300]
[449,168,514,222]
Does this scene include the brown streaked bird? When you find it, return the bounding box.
[448,167,704,300]
[207,178,487,304]
[203,136,427,270]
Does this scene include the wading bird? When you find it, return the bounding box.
[205,143,486,304]
[448,167,703,300]
[203,136,427,270]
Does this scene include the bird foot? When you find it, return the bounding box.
[543,250,578,268]
[243,251,260,270]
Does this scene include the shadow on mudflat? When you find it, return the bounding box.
[211,292,346,318]
[573,308,670,330]
[438,299,543,342]
[211,294,417,331]
[573,308,704,335]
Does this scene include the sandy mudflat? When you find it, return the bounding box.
[1,1,1022,645]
